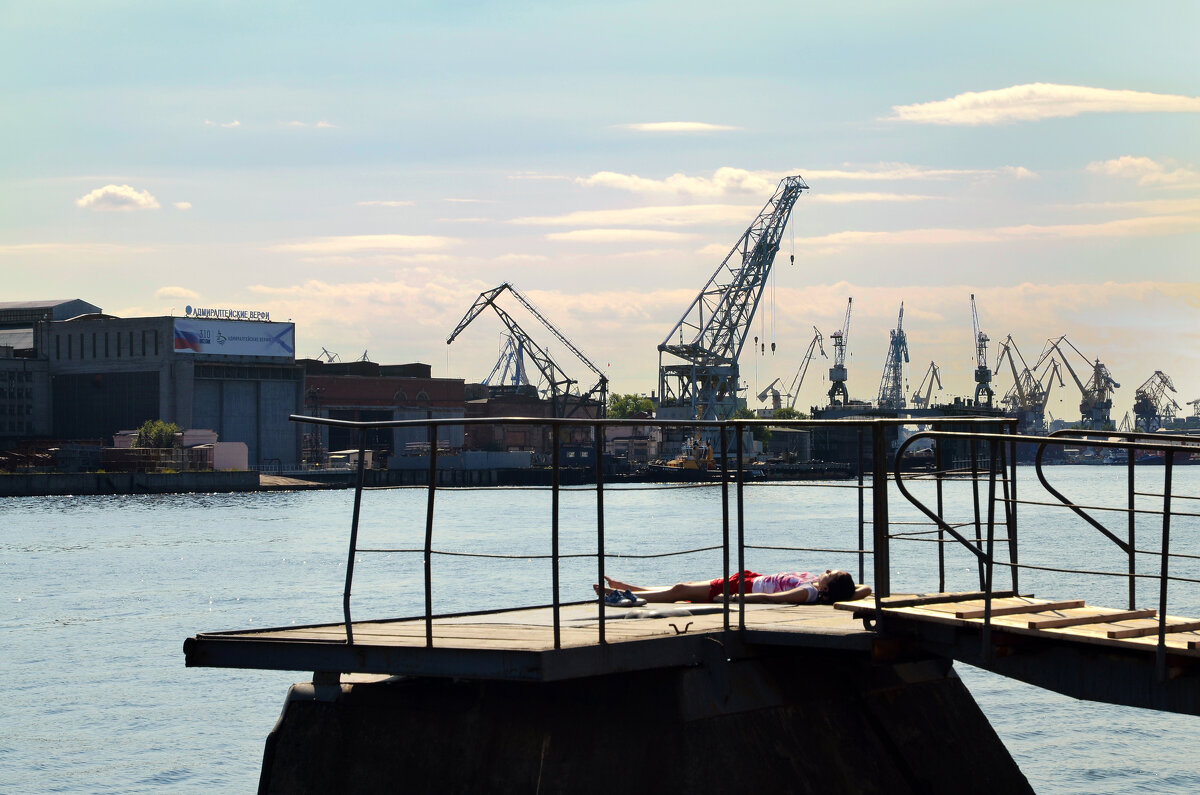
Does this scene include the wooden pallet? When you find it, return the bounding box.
[836,592,1200,657]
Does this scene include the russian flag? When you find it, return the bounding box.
[174,328,203,351]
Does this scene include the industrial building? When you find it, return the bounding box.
[1,300,304,466]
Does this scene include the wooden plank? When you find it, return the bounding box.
[1026,608,1156,630]
[834,591,1016,611]
[956,599,1085,619]
[1108,619,1200,639]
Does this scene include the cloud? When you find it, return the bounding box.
[577,165,1031,197]
[155,286,200,300]
[545,229,696,243]
[512,204,757,228]
[803,164,1035,181]
[356,200,415,207]
[578,167,779,196]
[618,122,740,133]
[0,242,154,255]
[1085,156,1200,188]
[284,120,338,128]
[75,184,160,212]
[173,201,192,210]
[808,192,937,204]
[204,119,241,128]
[888,83,1200,125]
[267,234,458,254]
[796,214,1200,248]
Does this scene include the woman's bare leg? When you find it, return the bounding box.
[595,579,712,603]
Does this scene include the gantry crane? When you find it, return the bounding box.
[1132,371,1180,431]
[876,303,909,410]
[657,175,808,420]
[1189,398,1200,418]
[910,361,942,409]
[484,334,530,388]
[1036,336,1119,429]
[828,298,852,406]
[994,335,1062,434]
[971,294,993,407]
[786,326,827,411]
[448,282,608,418]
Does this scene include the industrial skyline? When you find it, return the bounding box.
[2,2,1197,419]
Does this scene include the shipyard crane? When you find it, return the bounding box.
[657,175,808,420]
[910,361,942,409]
[484,334,530,388]
[756,377,785,410]
[876,303,909,410]
[828,298,853,406]
[1132,371,1180,431]
[448,282,608,418]
[994,335,1061,434]
[1036,336,1119,429]
[971,294,993,407]
[785,326,827,410]
[1189,398,1200,418]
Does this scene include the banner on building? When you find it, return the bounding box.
[173,319,295,359]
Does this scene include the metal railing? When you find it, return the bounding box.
[289,413,1015,649]
[893,428,1200,679]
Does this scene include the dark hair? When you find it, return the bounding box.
[818,571,856,604]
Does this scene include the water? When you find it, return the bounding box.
[3,467,1200,792]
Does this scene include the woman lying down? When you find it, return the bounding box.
[597,570,871,607]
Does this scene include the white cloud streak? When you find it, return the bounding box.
[155,286,200,300]
[797,214,1200,248]
[578,165,1034,197]
[173,201,192,210]
[75,184,160,212]
[204,119,241,128]
[1086,156,1200,188]
[618,121,739,132]
[267,234,458,254]
[888,83,1200,125]
[545,229,696,243]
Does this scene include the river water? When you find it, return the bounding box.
[3,466,1200,792]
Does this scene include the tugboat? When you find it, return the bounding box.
[648,437,718,480]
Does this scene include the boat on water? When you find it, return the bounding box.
[649,436,715,473]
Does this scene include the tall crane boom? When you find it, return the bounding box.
[448,282,608,417]
[994,335,1060,434]
[1133,370,1180,431]
[876,303,909,410]
[910,361,942,408]
[787,326,827,410]
[971,294,993,406]
[1035,335,1119,428]
[657,175,808,420]
[828,297,852,405]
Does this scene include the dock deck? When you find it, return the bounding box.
[184,602,876,681]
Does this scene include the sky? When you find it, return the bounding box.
[2,1,1198,422]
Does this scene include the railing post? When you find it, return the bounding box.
[1157,451,1174,681]
[721,424,731,635]
[552,422,561,650]
[970,435,984,590]
[736,422,746,631]
[857,426,866,585]
[343,427,368,645]
[935,422,945,592]
[1128,447,1137,610]
[871,422,890,600]
[1005,429,1018,595]
[424,422,437,647]
[595,421,606,645]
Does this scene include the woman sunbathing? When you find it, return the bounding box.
[597,570,870,606]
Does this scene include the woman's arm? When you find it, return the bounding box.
[724,585,818,604]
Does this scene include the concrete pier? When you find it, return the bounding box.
[258,647,1031,794]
